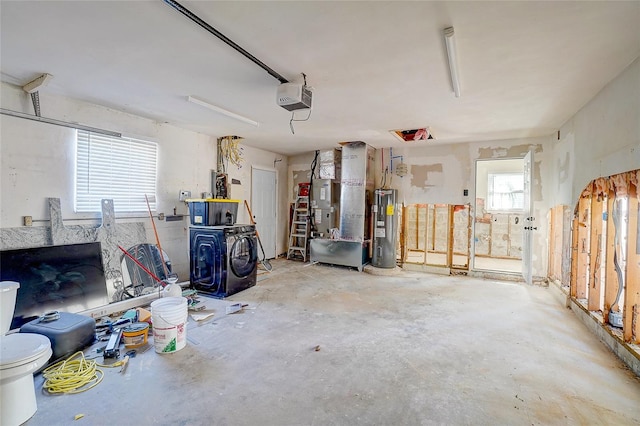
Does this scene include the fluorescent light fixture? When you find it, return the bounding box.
[187,96,259,127]
[443,27,461,98]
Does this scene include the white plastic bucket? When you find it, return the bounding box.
[150,297,188,354]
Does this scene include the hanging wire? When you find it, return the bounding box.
[220,136,244,169]
[289,72,312,135]
[289,108,312,135]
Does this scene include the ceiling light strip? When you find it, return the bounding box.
[443,27,461,98]
[163,0,289,84]
[0,108,121,137]
[187,96,259,127]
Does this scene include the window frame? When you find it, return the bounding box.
[487,172,525,213]
[74,130,158,214]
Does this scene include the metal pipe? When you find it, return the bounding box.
[163,0,289,84]
[0,108,121,137]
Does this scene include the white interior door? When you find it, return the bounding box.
[251,168,277,259]
[522,150,534,284]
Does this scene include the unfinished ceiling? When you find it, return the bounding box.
[1,1,639,155]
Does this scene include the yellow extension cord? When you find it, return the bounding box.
[42,351,128,394]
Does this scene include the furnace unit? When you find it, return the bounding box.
[310,141,375,271]
[311,179,339,236]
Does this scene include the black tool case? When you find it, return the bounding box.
[20,312,95,361]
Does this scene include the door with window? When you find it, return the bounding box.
[473,158,526,274]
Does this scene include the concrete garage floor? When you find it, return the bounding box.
[30,260,640,425]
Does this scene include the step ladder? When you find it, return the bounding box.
[287,184,310,261]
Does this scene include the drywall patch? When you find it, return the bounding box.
[478,144,543,159]
[533,161,543,202]
[557,151,570,184]
[411,164,443,188]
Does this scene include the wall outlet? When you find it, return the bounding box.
[23,216,33,226]
[179,190,191,201]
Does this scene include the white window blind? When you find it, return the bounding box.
[488,173,524,211]
[75,130,157,213]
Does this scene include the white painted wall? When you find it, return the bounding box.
[226,146,288,256]
[0,82,288,277]
[553,57,640,206]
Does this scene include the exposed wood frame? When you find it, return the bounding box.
[447,205,454,268]
[422,204,429,264]
[603,191,618,323]
[549,206,558,280]
[624,186,639,343]
[576,196,591,300]
[570,215,579,298]
[548,205,568,283]
[399,202,407,264]
[588,193,604,312]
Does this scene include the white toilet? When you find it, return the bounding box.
[0,281,53,426]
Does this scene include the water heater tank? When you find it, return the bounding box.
[372,189,398,268]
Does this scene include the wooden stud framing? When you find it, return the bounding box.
[570,215,579,298]
[588,194,604,312]
[422,205,429,264]
[424,204,436,265]
[623,188,639,342]
[603,192,619,323]
[430,204,437,253]
[415,205,421,253]
[399,204,407,264]
[447,205,454,268]
[549,206,557,280]
[462,204,471,270]
[548,205,565,282]
[575,196,591,300]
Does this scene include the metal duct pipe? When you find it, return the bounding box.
[163,0,289,84]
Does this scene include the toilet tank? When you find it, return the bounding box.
[0,281,20,334]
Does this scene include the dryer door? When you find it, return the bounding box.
[229,235,258,278]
